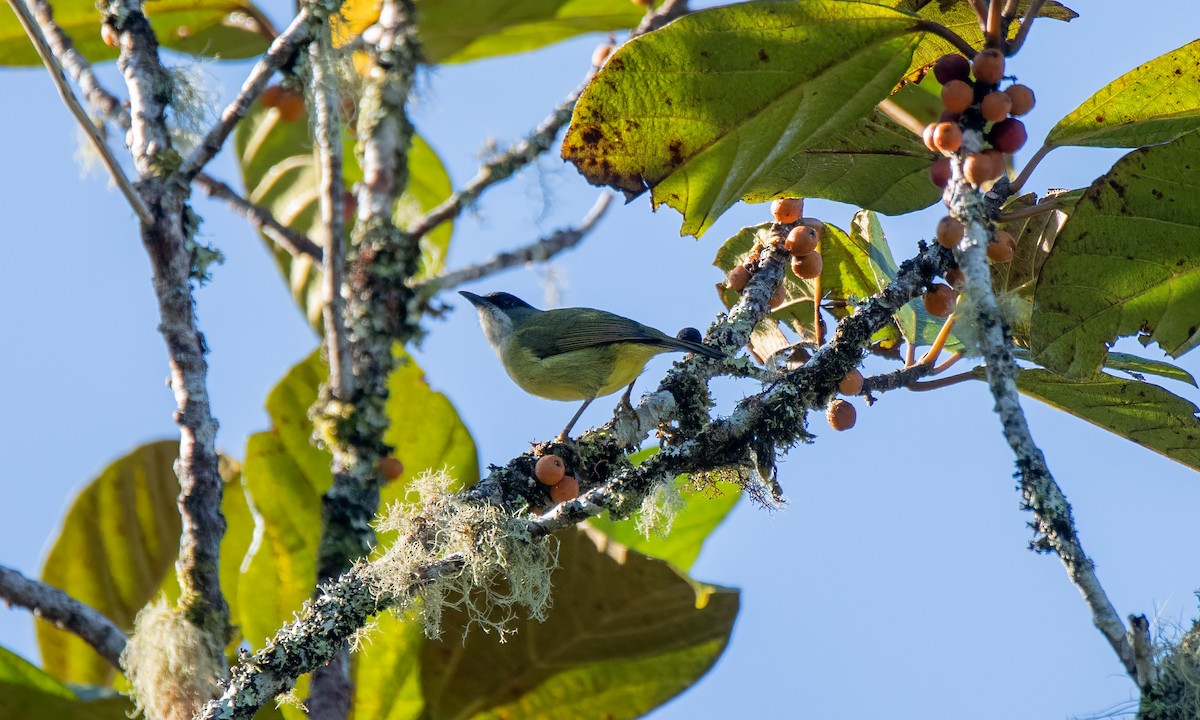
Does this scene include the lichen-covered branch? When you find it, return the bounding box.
[948,129,1139,682]
[0,565,126,668]
[101,0,230,648]
[417,192,612,295]
[27,0,127,126]
[177,9,316,182]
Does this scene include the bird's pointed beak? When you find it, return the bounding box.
[458,290,485,308]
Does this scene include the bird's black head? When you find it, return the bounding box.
[480,292,536,311]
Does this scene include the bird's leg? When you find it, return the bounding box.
[557,398,594,442]
[618,379,637,416]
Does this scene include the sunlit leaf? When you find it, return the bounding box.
[563,0,928,236]
[1030,131,1200,376]
[0,647,133,719]
[0,0,271,66]
[234,101,451,330]
[1046,39,1200,148]
[419,526,738,720]
[1005,369,1200,474]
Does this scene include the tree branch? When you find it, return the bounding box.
[177,10,316,182]
[27,0,128,126]
[948,128,1140,682]
[0,565,126,669]
[195,172,323,261]
[417,192,613,295]
[1006,0,1044,56]
[6,0,151,224]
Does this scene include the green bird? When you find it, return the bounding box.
[460,291,724,439]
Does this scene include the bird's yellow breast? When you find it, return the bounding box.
[499,341,669,401]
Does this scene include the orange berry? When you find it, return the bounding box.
[941,80,974,114]
[771,198,804,224]
[923,282,957,317]
[988,230,1016,263]
[933,122,962,153]
[930,156,951,188]
[826,399,856,431]
[982,149,1007,181]
[591,44,612,67]
[274,89,305,122]
[728,264,751,292]
[785,225,818,257]
[101,24,119,48]
[799,218,825,243]
[261,85,284,109]
[769,284,787,309]
[972,49,1005,85]
[377,456,404,481]
[791,252,822,280]
[535,454,565,486]
[944,266,966,290]
[933,53,971,84]
[551,475,580,503]
[922,123,939,152]
[989,118,1027,153]
[963,153,997,185]
[839,369,864,396]
[1005,84,1036,116]
[980,91,1012,123]
[936,216,964,249]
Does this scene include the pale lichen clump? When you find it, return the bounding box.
[370,470,555,641]
[635,477,684,539]
[164,63,218,155]
[945,289,1028,358]
[1142,625,1200,720]
[120,598,222,720]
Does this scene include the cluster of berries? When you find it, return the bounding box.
[726,197,824,309]
[826,368,862,431]
[535,454,579,503]
[924,50,1034,188]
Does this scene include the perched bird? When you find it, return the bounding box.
[460,291,724,439]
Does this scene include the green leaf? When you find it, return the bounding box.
[419,526,738,720]
[238,348,479,647]
[36,442,252,686]
[1104,352,1198,387]
[1030,131,1200,376]
[0,0,271,66]
[0,646,133,719]
[1046,39,1200,149]
[1007,369,1200,474]
[586,448,740,571]
[234,101,452,330]
[993,192,1072,299]
[563,0,928,236]
[884,0,1076,82]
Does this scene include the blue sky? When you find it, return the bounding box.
[2,1,1200,718]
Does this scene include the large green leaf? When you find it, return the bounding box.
[0,647,133,719]
[1030,131,1200,377]
[419,526,738,720]
[0,0,271,66]
[233,100,452,330]
[883,0,1076,82]
[36,442,252,686]
[586,448,740,571]
[1008,369,1200,474]
[1046,39,1200,149]
[238,348,479,647]
[562,0,928,236]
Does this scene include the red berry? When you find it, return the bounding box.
[377,456,404,481]
[550,475,580,502]
[1005,84,1036,116]
[930,156,951,188]
[826,399,856,431]
[261,85,284,109]
[771,198,804,224]
[933,53,971,84]
[786,225,818,257]
[769,284,787,309]
[989,118,1027,154]
[535,454,565,486]
[936,216,964,249]
[988,230,1016,263]
[923,282,957,317]
[980,91,1012,123]
[944,266,966,290]
[791,252,823,280]
[972,49,1005,85]
[728,264,751,292]
[274,89,305,122]
[839,369,864,396]
[941,80,974,114]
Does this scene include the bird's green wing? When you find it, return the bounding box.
[516,308,672,359]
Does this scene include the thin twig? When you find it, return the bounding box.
[418,193,613,295]
[985,0,1003,49]
[996,194,1064,223]
[908,369,980,392]
[930,350,964,375]
[1006,0,1044,56]
[6,0,152,224]
[916,313,957,367]
[1010,141,1054,194]
[965,0,989,30]
[195,173,323,260]
[178,10,315,182]
[27,0,128,126]
[915,19,978,59]
[878,97,925,137]
[950,127,1140,682]
[0,565,127,669]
